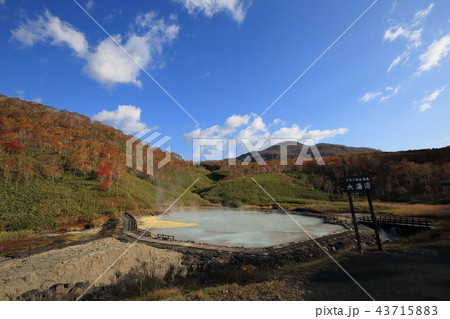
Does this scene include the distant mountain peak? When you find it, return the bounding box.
[236,142,381,162]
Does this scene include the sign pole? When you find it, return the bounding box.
[347,192,363,254]
[367,192,382,251]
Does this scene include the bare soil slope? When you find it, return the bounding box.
[0,237,184,300]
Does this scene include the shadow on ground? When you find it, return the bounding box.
[302,246,450,301]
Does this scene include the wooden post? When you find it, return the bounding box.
[348,192,363,254]
[367,192,382,251]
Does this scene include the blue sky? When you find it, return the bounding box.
[1,0,450,159]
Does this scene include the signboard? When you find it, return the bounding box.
[344,175,382,252]
[345,176,372,193]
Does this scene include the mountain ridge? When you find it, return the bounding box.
[236,142,381,162]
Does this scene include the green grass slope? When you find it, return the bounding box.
[0,169,212,235]
[199,173,329,207]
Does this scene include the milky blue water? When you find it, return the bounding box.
[145,209,345,248]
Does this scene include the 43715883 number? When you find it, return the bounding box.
[376,306,438,316]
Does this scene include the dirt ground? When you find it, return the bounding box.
[173,241,450,301]
[302,245,450,300]
[0,237,184,300]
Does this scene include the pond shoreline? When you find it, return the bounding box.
[122,212,355,255]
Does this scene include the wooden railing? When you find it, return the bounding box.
[358,216,431,228]
[123,213,175,240]
[157,233,175,241]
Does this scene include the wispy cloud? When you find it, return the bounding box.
[32,97,42,103]
[419,103,432,112]
[380,86,401,102]
[387,52,408,73]
[420,85,447,103]
[412,3,435,26]
[416,85,447,112]
[0,0,6,7]
[360,86,401,103]
[202,70,211,78]
[390,1,398,14]
[11,10,179,87]
[383,26,422,46]
[86,0,94,10]
[16,89,24,99]
[92,105,147,134]
[359,91,382,103]
[173,0,252,24]
[418,34,450,72]
[383,3,434,73]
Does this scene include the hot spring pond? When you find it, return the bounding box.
[136,209,345,248]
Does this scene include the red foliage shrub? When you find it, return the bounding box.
[0,138,26,153]
[96,163,112,179]
[99,180,112,191]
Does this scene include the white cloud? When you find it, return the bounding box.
[359,91,382,103]
[270,125,348,142]
[360,86,401,103]
[174,0,252,24]
[380,86,401,102]
[416,85,447,112]
[183,113,347,150]
[32,97,42,103]
[83,35,147,87]
[387,53,406,73]
[104,9,122,22]
[92,105,147,134]
[383,26,422,47]
[383,27,422,73]
[384,26,410,42]
[444,137,450,141]
[11,11,179,87]
[0,0,5,6]
[390,1,398,14]
[419,103,432,112]
[223,114,250,133]
[16,90,24,99]
[11,10,88,57]
[86,0,94,10]
[412,3,434,26]
[418,34,450,72]
[420,85,447,103]
[383,3,435,73]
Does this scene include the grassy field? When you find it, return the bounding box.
[0,169,210,240]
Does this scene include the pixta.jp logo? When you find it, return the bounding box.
[192,138,325,166]
[126,129,172,176]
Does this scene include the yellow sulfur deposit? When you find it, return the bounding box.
[137,216,198,229]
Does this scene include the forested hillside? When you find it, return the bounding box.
[0,95,210,236]
[208,146,450,203]
[1,94,449,241]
